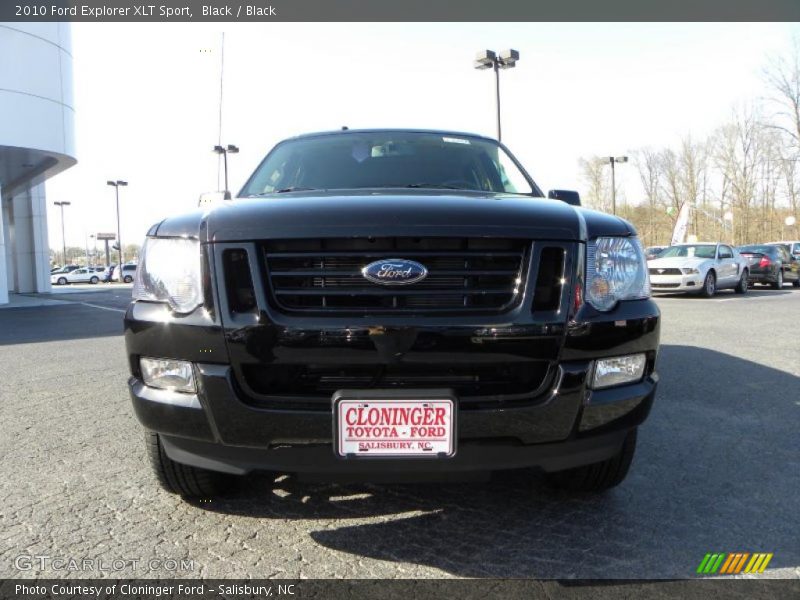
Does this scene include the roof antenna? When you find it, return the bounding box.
[341,126,349,130]
[216,32,226,190]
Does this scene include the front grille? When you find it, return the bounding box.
[241,362,552,407]
[651,282,680,288]
[263,238,529,314]
[649,268,682,275]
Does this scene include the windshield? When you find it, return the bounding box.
[739,245,773,254]
[658,245,717,259]
[766,242,795,254]
[240,132,537,196]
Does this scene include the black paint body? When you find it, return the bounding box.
[125,130,660,477]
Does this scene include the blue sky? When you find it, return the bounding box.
[46,22,799,250]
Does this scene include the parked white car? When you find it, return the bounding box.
[647,243,748,297]
[51,267,102,285]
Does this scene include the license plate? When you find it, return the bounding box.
[334,396,455,458]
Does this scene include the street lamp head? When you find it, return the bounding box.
[615,156,629,163]
[106,180,116,186]
[226,144,239,153]
[498,49,519,69]
[474,49,496,70]
[213,145,225,154]
[117,180,128,186]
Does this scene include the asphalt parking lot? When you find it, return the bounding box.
[0,285,798,579]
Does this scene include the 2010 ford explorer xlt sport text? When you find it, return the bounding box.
[125,129,660,499]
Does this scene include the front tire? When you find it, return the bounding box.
[57,277,67,285]
[90,276,99,284]
[547,429,637,493]
[123,275,133,283]
[145,431,233,498]
[700,271,716,297]
[772,270,783,290]
[735,270,748,294]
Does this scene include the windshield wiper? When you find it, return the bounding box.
[245,187,319,197]
[275,186,319,193]
[370,183,472,191]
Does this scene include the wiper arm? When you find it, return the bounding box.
[403,183,468,190]
[246,187,319,197]
[275,186,319,193]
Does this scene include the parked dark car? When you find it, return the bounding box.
[765,240,800,259]
[125,129,660,499]
[737,244,800,289]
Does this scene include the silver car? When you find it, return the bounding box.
[647,243,748,297]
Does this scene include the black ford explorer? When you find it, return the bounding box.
[125,129,659,498]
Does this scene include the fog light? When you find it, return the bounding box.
[140,357,196,393]
[591,354,646,389]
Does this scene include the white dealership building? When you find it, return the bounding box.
[0,22,76,304]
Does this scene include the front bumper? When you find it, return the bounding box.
[650,273,703,292]
[128,361,658,475]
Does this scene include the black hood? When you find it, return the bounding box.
[152,190,633,242]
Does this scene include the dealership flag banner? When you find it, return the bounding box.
[671,203,690,246]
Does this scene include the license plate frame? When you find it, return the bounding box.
[332,389,457,459]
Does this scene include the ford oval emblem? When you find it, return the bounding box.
[362,259,428,285]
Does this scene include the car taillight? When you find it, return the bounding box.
[759,256,771,268]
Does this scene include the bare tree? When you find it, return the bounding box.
[578,156,610,212]
[678,135,708,237]
[712,106,766,244]
[633,148,662,242]
[763,36,800,148]
[777,149,800,233]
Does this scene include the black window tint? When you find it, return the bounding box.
[241,132,536,195]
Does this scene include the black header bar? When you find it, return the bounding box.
[2,0,800,22]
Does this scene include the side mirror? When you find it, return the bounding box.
[548,189,581,206]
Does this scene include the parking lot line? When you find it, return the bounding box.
[79,302,126,313]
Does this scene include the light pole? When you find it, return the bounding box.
[53,201,71,265]
[107,180,128,270]
[606,156,628,215]
[213,144,239,199]
[89,234,97,267]
[474,49,519,142]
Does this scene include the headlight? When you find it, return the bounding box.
[681,267,699,274]
[132,237,203,313]
[586,237,650,311]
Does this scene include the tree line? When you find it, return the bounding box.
[579,39,800,247]
[50,243,141,267]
